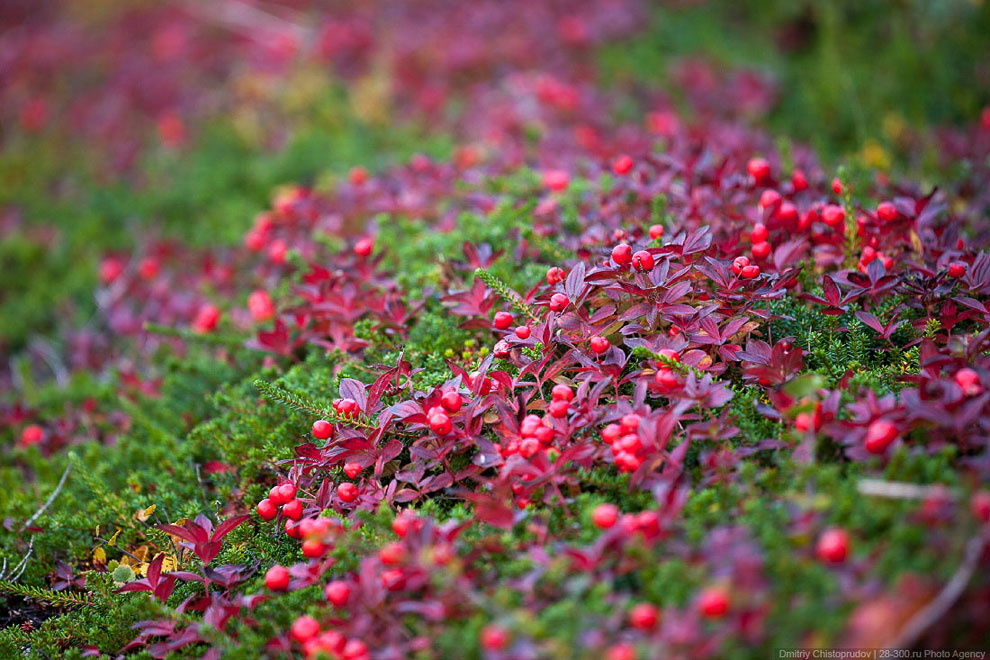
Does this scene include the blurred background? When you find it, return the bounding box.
[2,0,989,369]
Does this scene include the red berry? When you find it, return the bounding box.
[778,201,798,224]
[632,250,655,271]
[99,257,124,284]
[268,485,286,506]
[759,189,781,209]
[392,514,414,538]
[791,169,808,191]
[865,419,898,454]
[379,542,405,565]
[697,586,729,618]
[480,625,510,651]
[542,169,570,192]
[548,399,570,418]
[546,267,566,285]
[649,224,665,240]
[747,158,771,184]
[268,239,288,264]
[592,503,619,529]
[732,256,750,275]
[877,202,897,222]
[612,154,634,175]
[831,177,845,195]
[282,498,303,521]
[285,519,302,539]
[620,414,641,432]
[654,368,679,392]
[629,603,659,630]
[192,303,221,333]
[955,368,982,396]
[354,237,373,257]
[265,565,290,591]
[590,336,610,354]
[441,391,463,413]
[615,433,642,453]
[515,326,531,339]
[302,539,326,558]
[278,482,297,501]
[312,420,333,440]
[342,639,369,659]
[138,257,160,280]
[605,643,636,660]
[349,166,368,185]
[247,290,274,322]
[20,424,43,446]
[741,264,761,279]
[816,528,850,563]
[291,615,320,643]
[612,243,633,266]
[972,491,990,523]
[343,462,362,479]
[257,498,277,521]
[822,204,845,227]
[325,580,351,607]
[338,482,358,502]
[601,424,622,445]
[429,412,452,435]
[752,241,771,259]
[549,293,570,312]
[551,384,574,402]
[750,223,768,244]
[947,262,967,278]
[493,312,513,330]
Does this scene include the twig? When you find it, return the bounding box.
[21,463,72,532]
[857,479,956,501]
[885,535,985,649]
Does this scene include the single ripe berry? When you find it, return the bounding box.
[441,391,463,413]
[750,223,768,244]
[247,290,274,322]
[278,482,297,501]
[343,462,362,479]
[601,424,622,445]
[285,519,302,539]
[480,625,509,651]
[548,399,570,418]
[590,336,610,354]
[546,267,566,285]
[629,603,659,630]
[655,368,679,392]
[612,243,633,266]
[549,293,570,312]
[429,412,452,435]
[865,419,898,454]
[338,482,358,502]
[592,503,619,529]
[747,158,771,184]
[268,239,287,264]
[265,565,290,591]
[612,154,634,175]
[791,169,808,191]
[312,420,333,440]
[551,384,574,402]
[632,250,655,271]
[192,303,221,333]
[325,580,351,607]
[972,491,990,524]
[99,257,124,284]
[620,414,641,432]
[349,166,368,185]
[831,177,845,195]
[542,170,570,192]
[354,237,373,257]
[752,241,771,259]
[515,326,531,339]
[21,425,43,446]
[649,224,665,240]
[257,498,277,521]
[816,528,850,563]
[697,586,730,618]
[778,201,798,224]
[138,257,160,280]
[392,514,413,538]
[291,615,320,643]
[605,643,636,660]
[947,262,967,278]
[759,189,781,210]
[822,204,845,227]
[302,539,326,558]
[877,202,897,222]
[282,498,304,521]
[955,368,982,396]
[732,256,750,275]
[379,542,405,565]
[494,311,513,330]
[741,264,761,279]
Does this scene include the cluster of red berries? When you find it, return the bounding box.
[256,481,302,524]
[653,348,682,394]
[731,256,760,279]
[611,243,655,271]
[601,413,645,473]
[496,386,572,460]
[426,390,463,436]
[288,613,369,660]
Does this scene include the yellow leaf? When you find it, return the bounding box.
[92,547,106,565]
[108,528,121,547]
[135,504,156,522]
